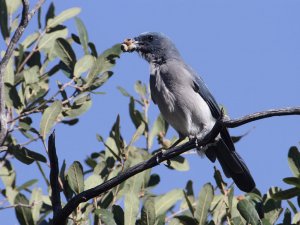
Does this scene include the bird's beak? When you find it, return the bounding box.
[121,38,138,52]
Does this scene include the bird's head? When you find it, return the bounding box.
[121,32,181,64]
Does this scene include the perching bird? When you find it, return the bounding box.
[121,32,255,192]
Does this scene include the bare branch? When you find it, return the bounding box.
[0,0,46,146]
[224,107,300,128]
[51,106,300,224]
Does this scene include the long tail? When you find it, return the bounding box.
[205,130,255,192]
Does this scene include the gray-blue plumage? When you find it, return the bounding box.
[129,32,255,192]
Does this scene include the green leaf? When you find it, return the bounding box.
[148,114,168,149]
[54,38,76,70]
[174,216,199,225]
[38,29,68,58]
[195,183,214,225]
[4,83,23,110]
[6,186,17,205]
[74,55,94,78]
[167,155,190,171]
[283,177,300,188]
[112,205,124,225]
[128,122,145,146]
[117,86,131,97]
[183,191,195,216]
[134,80,147,97]
[88,71,113,91]
[84,174,102,190]
[84,44,122,89]
[141,197,156,225]
[23,66,39,85]
[21,32,39,49]
[124,194,139,225]
[67,161,84,194]
[75,17,89,55]
[231,217,244,225]
[95,209,117,225]
[155,189,183,216]
[5,0,21,15]
[12,146,47,165]
[292,212,300,224]
[14,193,34,225]
[0,0,9,39]
[65,94,92,118]
[213,167,227,193]
[288,146,300,177]
[47,7,81,29]
[287,199,297,214]
[129,97,143,128]
[3,55,14,85]
[237,199,260,225]
[40,101,62,139]
[17,179,38,191]
[282,208,291,224]
[30,188,43,222]
[147,174,160,188]
[270,187,300,200]
[45,2,55,26]
[263,198,283,224]
[0,160,16,187]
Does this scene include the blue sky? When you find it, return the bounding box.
[2,0,300,223]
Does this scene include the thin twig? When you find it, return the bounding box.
[224,107,300,128]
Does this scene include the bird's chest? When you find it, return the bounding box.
[150,65,191,134]
[149,64,214,136]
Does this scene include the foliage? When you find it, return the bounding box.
[0,1,300,225]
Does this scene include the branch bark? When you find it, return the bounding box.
[50,106,300,224]
[0,0,46,146]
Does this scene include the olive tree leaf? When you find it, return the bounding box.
[155,189,183,216]
[288,146,300,177]
[74,55,94,78]
[83,44,122,89]
[21,32,39,50]
[75,17,89,55]
[54,38,76,70]
[67,161,84,194]
[141,197,156,225]
[0,0,9,39]
[30,188,43,222]
[237,199,261,225]
[40,101,63,140]
[95,209,117,225]
[38,29,68,59]
[167,155,190,171]
[46,7,81,29]
[5,0,21,15]
[0,160,16,187]
[14,193,34,225]
[195,183,214,225]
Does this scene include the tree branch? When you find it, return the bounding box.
[223,107,300,128]
[0,0,46,146]
[51,106,300,224]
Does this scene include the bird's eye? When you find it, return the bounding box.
[147,35,154,41]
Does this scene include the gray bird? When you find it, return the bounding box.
[122,32,255,192]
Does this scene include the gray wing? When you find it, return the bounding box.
[186,65,235,151]
[149,74,157,104]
